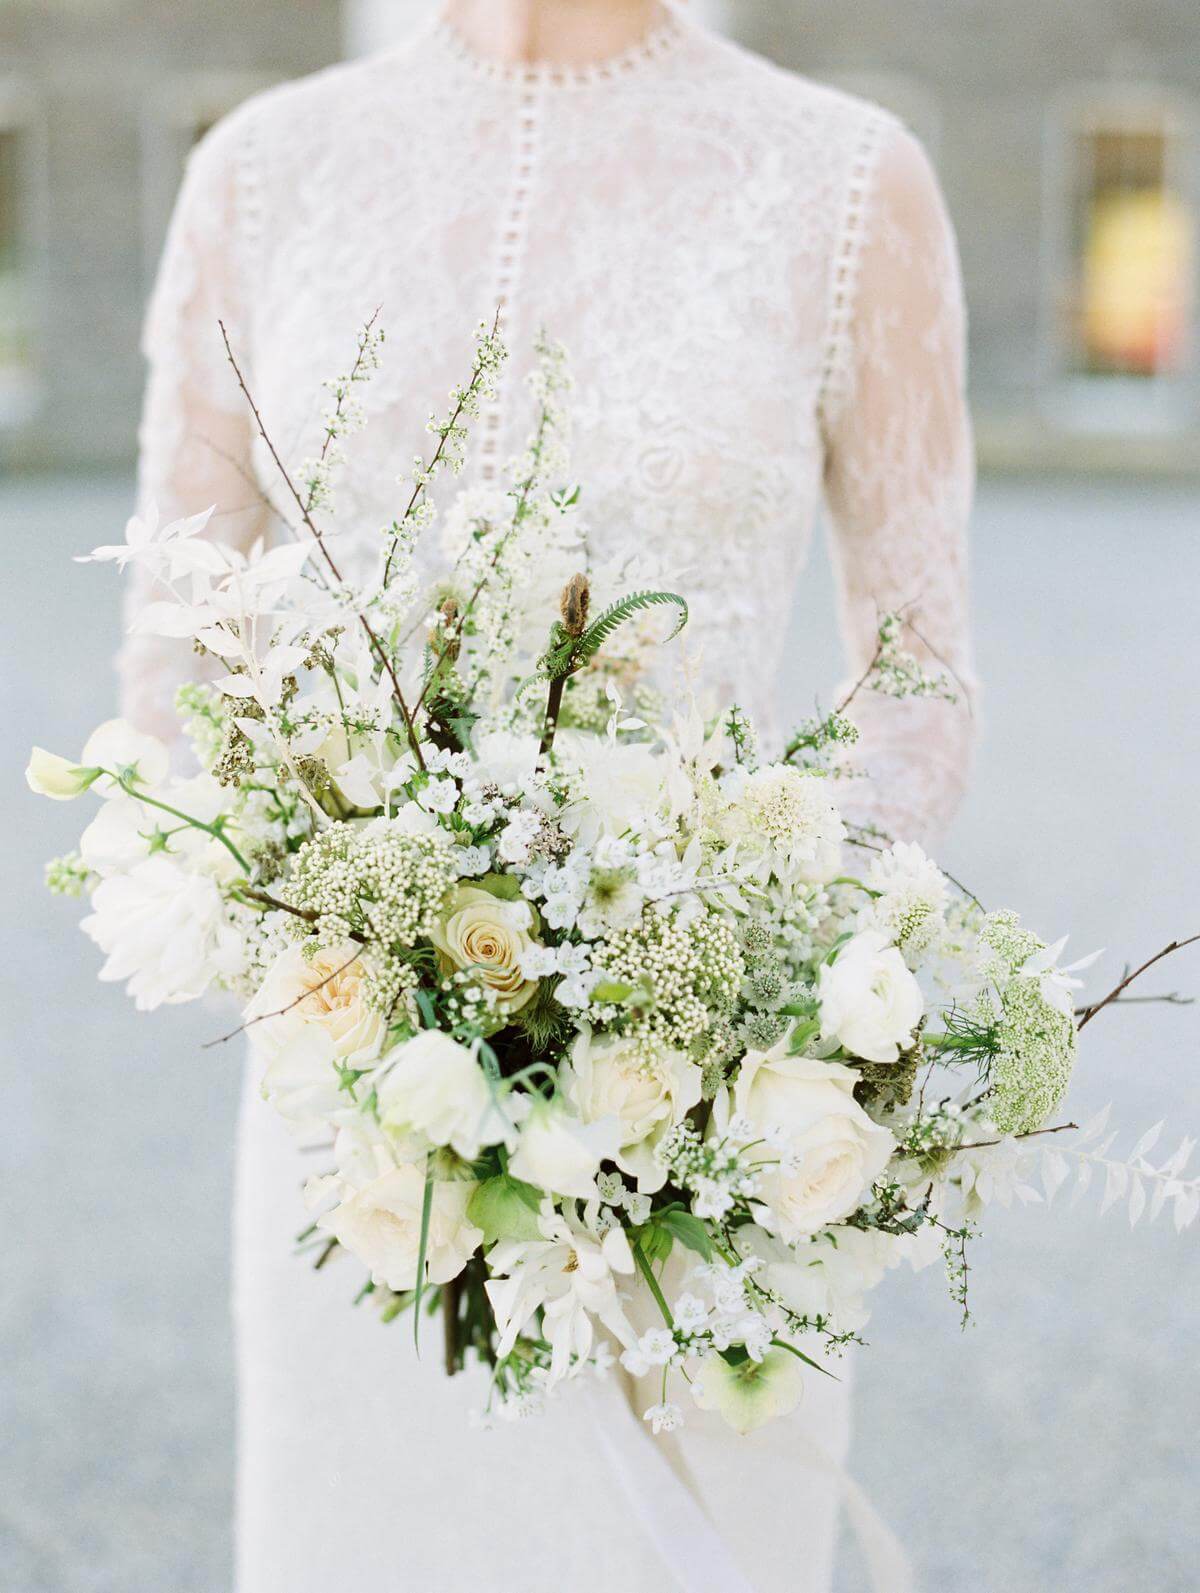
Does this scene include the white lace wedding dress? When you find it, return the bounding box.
[121,6,976,1589]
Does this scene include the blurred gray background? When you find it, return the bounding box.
[2,2,1198,1591]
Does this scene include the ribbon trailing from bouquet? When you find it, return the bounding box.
[584,1381,913,1593]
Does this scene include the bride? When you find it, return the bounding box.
[121,1,976,1587]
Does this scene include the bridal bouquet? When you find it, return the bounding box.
[30,321,1198,1435]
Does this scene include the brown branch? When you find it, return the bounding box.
[953,1121,1079,1153]
[218,319,425,769]
[1077,934,1200,1031]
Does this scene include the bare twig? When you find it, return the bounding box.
[1074,991,1194,1016]
[202,948,363,1050]
[1077,934,1200,1031]
[953,1121,1080,1153]
[218,319,425,769]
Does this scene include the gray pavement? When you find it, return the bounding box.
[2,472,1198,1592]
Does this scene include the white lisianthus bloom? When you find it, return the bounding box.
[377,1031,512,1161]
[81,855,244,1010]
[486,1205,637,1383]
[818,929,925,1063]
[245,943,387,1136]
[691,1346,806,1435]
[80,718,171,794]
[720,763,844,882]
[25,746,102,800]
[560,1027,701,1193]
[858,841,949,967]
[430,885,542,1015]
[730,1043,895,1240]
[320,1163,482,1292]
[509,1100,623,1200]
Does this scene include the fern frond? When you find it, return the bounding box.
[570,589,688,674]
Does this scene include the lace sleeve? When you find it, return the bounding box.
[818,116,978,849]
[119,109,269,738]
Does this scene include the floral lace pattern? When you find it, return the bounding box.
[124,4,977,848]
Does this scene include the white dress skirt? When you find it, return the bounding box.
[123,6,976,1587]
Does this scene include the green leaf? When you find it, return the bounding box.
[412,1157,435,1352]
[657,1208,714,1261]
[467,1174,544,1245]
[474,871,523,902]
[633,1222,674,1267]
[589,979,636,1004]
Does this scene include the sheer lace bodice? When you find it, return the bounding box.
[124,2,976,848]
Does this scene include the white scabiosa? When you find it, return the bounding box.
[859,841,948,966]
[720,763,845,881]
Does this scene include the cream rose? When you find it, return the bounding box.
[818,929,924,1063]
[247,942,387,1134]
[560,1027,702,1192]
[430,885,541,1014]
[377,1031,511,1161]
[319,1164,481,1291]
[732,1044,895,1240]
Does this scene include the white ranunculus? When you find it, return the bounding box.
[246,943,387,1136]
[81,855,244,1011]
[560,1027,701,1192]
[818,929,925,1063]
[25,746,102,800]
[319,1163,482,1292]
[430,885,542,1015]
[377,1031,511,1161]
[731,1044,895,1240]
[80,718,170,794]
[508,1101,623,1200]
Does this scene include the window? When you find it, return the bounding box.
[1043,90,1196,428]
[140,73,275,278]
[0,78,43,426]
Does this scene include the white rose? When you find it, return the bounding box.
[319,1164,481,1291]
[246,943,387,1135]
[560,1027,701,1193]
[377,1031,511,1161]
[509,1101,623,1200]
[81,855,244,1011]
[430,885,542,1015]
[731,1044,895,1240]
[818,929,924,1063]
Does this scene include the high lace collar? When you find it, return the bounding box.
[425,4,687,89]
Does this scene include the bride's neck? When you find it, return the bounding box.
[442,0,665,68]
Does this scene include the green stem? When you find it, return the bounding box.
[112,773,251,873]
[633,1240,674,1330]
